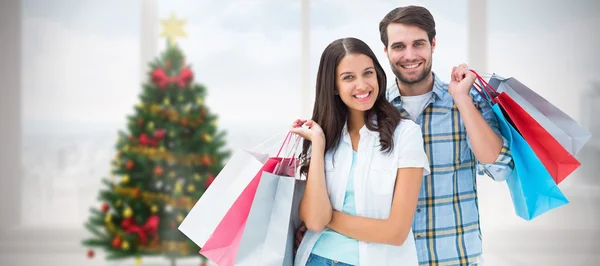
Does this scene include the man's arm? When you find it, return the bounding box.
[448,64,514,181]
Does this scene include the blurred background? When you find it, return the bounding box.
[0,0,599,265]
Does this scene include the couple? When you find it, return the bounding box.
[289,6,514,266]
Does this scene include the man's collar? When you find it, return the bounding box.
[387,72,446,101]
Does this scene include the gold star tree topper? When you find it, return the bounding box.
[160,12,187,45]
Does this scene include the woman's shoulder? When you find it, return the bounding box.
[394,119,422,138]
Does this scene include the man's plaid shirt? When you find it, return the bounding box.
[386,73,514,266]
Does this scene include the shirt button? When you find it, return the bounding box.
[333,260,339,264]
[417,208,421,213]
[416,235,421,239]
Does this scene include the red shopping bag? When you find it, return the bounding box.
[199,133,301,265]
[472,71,581,184]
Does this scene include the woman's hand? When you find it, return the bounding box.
[290,119,325,146]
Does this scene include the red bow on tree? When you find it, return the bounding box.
[121,215,160,244]
[151,67,193,90]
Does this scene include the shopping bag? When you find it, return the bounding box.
[473,72,580,184]
[178,149,269,247]
[199,133,302,265]
[472,72,569,220]
[235,171,305,266]
[489,75,591,156]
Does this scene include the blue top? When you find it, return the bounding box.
[311,151,359,265]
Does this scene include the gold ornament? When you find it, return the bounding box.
[169,171,176,178]
[147,122,155,131]
[211,119,218,127]
[174,182,182,193]
[203,134,212,143]
[121,240,130,250]
[196,97,204,105]
[104,213,112,224]
[136,102,143,109]
[159,145,166,152]
[194,173,201,181]
[121,175,130,183]
[163,98,171,106]
[169,130,176,138]
[123,207,133,218]
[151,205,159,213]
[177,215,184,223]
[123,145,130,152]
[187,184,196,192]
[183,104,191,114]
[160,12,187,46]
[135,257,142,265]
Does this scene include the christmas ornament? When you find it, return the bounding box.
[174,183,182,194]
[116,199,122,207]
[169,130,176,138]
[201,108,207,116]
[163,98,171,106]
[147,121,155,131]
[154,166,164,176]
[121,175,130,183]
[121,240,130,250]
[126,160,134,170]
[170,220,177,229]
[180,118,188,126]
[137,118,144,126]
[154,129,165,139]
[136,102,143,109]
[105,213,112,223]
[177,215,184,223]
[159,145,166,152]
[155,180,164,189]
[87,249,94,258]
[135,257,142,266]
[169,171,176,178]
[112,236,122,248]
[205,173,215,188]
[123,207,133,219]
[187,184,195,192]
[165,205,173,213]
[194,173,201,181]
[178,93,185,102]
[196,97,203,105]
[121,215,160,244]
[151,205,159,213]
[211,119,218,127]
[165,60,172,69]
[159,12,188,46]
[183,104,192,114]
[202,155,211,166]
[101,202,109,213]
[133,187,141,198]
[202,134,212,143]
[151,67,193,90]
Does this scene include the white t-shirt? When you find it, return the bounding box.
[295,119,430,266]
[401,91,433,121]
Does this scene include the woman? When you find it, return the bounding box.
[290,37,430,266]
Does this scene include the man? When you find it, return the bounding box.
[296,5,514,266]
[379,5,513,265]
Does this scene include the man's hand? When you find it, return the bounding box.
[448,63,477,100]
[294,222,308,254]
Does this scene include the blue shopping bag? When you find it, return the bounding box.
[491,103,569,220]
[472,70,569,220]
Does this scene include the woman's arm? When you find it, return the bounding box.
[326,167,423,246]
[291,119,333,232]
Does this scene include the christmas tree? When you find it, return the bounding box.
[82,13,229,266]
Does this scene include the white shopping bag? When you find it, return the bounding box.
[178,148,269,247]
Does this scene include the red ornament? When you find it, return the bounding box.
[101,202,109,213]
[121,215,160,244]
[205,173,215,188]
[126,160,134,170]
[202,155,211,166]
[200,108,207,116]
[87,249,95,258]
[151,67,194,90]
[165,60,172,69]
[154,166,164,176]
[180,118,188,126]
[133,187,141,198]
[154,129,165,139]
[139,133,158,146]
[112,237,122,248]
[137,118,144,126]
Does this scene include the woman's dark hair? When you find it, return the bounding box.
[299,37,402,176]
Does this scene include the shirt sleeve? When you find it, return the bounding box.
[467,88,515,181]
[396,120,431,176]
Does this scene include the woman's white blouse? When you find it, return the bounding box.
[295,119,430,266]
